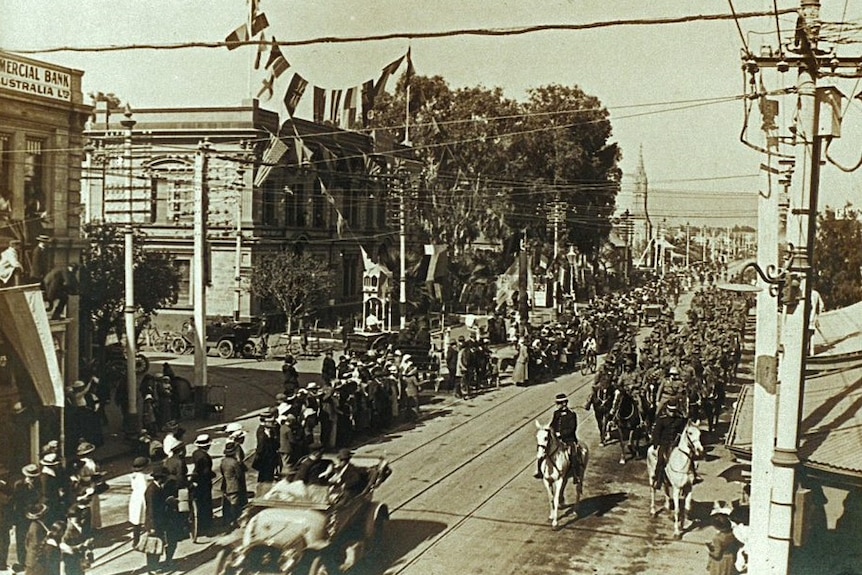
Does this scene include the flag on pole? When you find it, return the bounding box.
[375,54,405,98]
[254,132,289,188]
[284,73,308,117]
[0,285,64,407]
[224,23,249,50]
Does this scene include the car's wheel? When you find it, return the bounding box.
[304,554,332,575]
[135,353,150,375]
[241,341,256,358]
[217,339,234,359]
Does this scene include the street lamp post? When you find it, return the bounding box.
[119,105,138,435]
[566,246,577,301]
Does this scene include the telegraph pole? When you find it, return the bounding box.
[194,140,210,392]
[120,106,138,435]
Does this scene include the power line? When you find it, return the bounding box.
[8,9,796,55]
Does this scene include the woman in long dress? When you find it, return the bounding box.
[128,457,149,547]
[75,442,102,530]
[512,340,529,386]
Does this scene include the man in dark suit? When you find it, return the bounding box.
[219,442,246,528]
[190,434,214,534]
[143,468,168,574]
[328,449,364,498]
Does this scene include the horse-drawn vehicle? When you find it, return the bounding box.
[215,457,391,575]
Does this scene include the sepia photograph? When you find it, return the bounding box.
[1,1,861,573]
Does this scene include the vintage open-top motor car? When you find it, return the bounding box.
[215,456,392,575]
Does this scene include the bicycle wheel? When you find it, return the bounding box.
[580,357,590,377]
[170,337,189,355]
[589,352,597,374]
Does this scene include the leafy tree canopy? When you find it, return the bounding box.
[371,75,621,266]
[80,223,180,347]
[247,251,335,332]
[814,205,862,309]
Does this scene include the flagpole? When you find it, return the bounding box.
[247,0,254,98]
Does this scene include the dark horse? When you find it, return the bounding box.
[586,383,615,445]
[608,386,647,464]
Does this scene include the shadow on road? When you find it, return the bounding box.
[568,491,628,521]
[365,518,448,575]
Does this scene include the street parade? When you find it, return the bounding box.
[4,3,862,574]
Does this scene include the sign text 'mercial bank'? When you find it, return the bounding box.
[0,55,72,102]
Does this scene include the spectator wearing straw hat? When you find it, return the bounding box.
[12,465,41,572]
[190,434,214,533]
[73,441,102,531]
[23,502,49,575]
[39,453,66,526]
[128,457,149,547]
[60,496,93,575]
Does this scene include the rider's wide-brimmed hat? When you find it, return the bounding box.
[555,393,568,404]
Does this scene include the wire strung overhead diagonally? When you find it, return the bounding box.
[9,9,797,55]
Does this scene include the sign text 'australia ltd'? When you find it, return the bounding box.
[0,56,72,102]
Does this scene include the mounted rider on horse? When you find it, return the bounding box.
[650,393,688,489]
[535,393,580,479]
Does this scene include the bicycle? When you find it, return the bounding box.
[580,348,597,376]
[241,334,269,361]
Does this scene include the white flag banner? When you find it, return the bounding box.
[0,285,64,407]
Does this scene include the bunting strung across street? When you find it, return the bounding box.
[329,90,342,124]
[257,37,291,101]
[318,178,349,239]
[284,73,308,117]
[313,86,326,123]
[374,54,405,99]
[224,23,249,50]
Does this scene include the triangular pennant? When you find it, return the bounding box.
[336,212,346,238]
[224,23,249,50]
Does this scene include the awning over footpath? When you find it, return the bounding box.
[812,300,862,357]
[0,284,64,407]
[727,362,862,482]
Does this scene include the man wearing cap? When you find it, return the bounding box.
[650,395,689,489]
[535,394,579,479]
[190,434,215,533]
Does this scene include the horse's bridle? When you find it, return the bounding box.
[667,426,700,474]
[537,433,566,477]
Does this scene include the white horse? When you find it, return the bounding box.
[535,421,589,528]
[646,420,703,538]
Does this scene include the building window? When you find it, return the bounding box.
[0,135,10,217]
[173,258,192,306]
[24,139,45,219]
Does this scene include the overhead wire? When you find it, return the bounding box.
[9,8,796,55]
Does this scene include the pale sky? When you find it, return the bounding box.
[4,0,862,227]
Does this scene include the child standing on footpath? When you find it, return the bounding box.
[706,513,741,575]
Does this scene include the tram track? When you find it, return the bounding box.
[380,367,601,574]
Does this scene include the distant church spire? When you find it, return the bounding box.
[631,145,652,262]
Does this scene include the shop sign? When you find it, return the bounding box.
[0,54,72,102]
